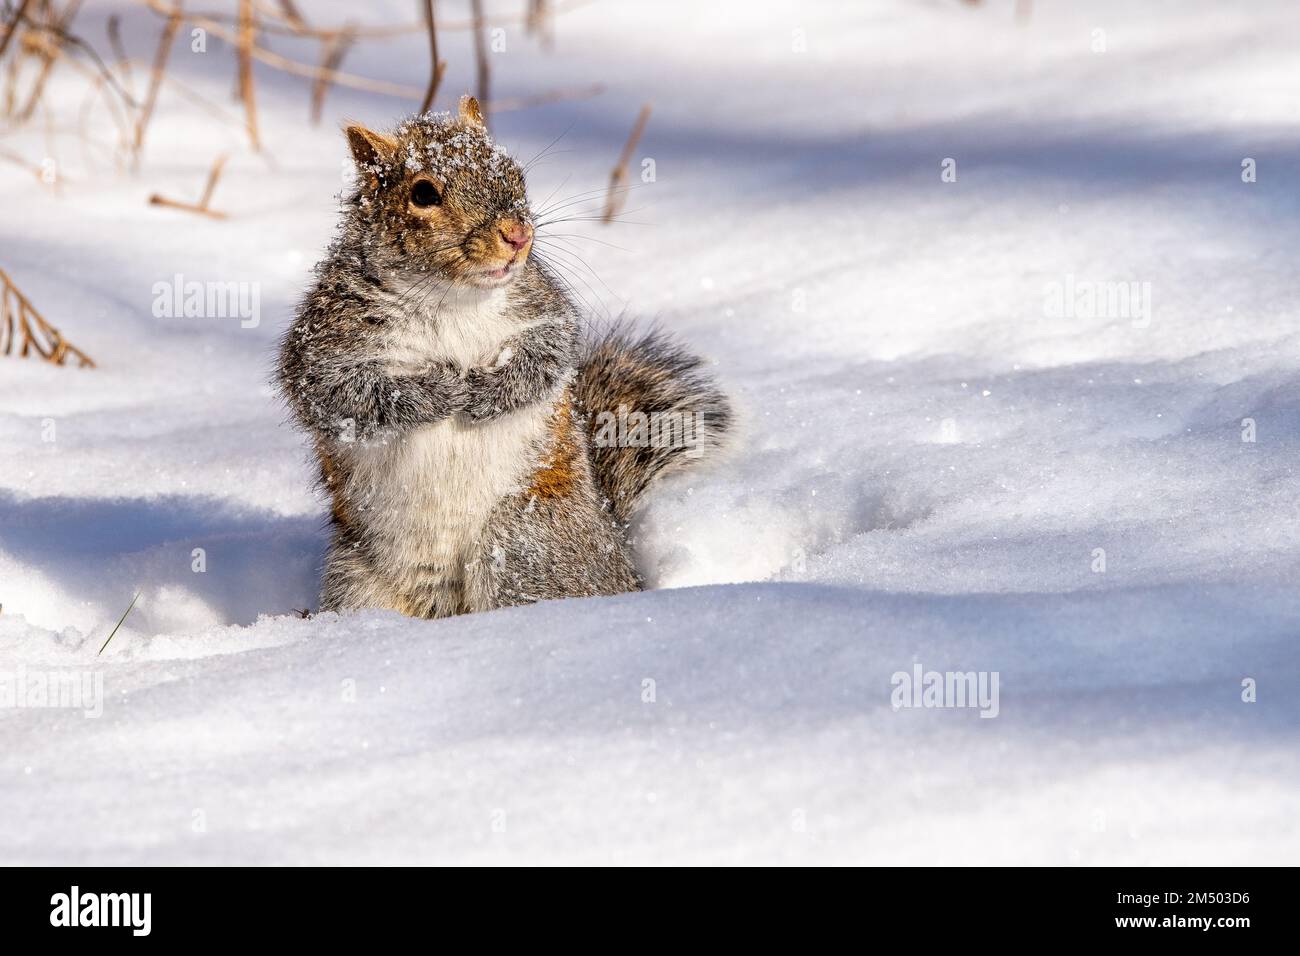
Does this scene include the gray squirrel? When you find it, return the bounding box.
[277,96,731,618]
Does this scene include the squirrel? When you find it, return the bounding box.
[277,96,732,619]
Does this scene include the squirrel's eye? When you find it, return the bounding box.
[410,180,441,208]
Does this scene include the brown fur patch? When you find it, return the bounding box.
[527,391,582,499]
[317,440,355,532]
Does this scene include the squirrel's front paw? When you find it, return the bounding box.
[461,366,506,422]
[421,360,470,415]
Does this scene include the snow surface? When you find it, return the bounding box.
[1,0,1298,864]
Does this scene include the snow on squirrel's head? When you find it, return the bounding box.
[343,96,533,290]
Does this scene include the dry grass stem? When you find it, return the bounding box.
[602,102,650,223]
[0,266,96,367]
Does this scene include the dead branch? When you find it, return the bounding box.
[0,0,34,61]
[525,0,554,51]
[105,14,133,97]
[13,0,136,122]
[602,103,650,223]
[272,0,304,29]
[197,151,224,205]
[148,153,228,218]
[310,22,353,125]
[132,0,182,169]
[2,31,19,114]
[0,267,95,367]
[236,0,259,150]
[417,0,444,114]
[15,0,83,122]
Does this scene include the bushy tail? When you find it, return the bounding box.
[574,325,732,522]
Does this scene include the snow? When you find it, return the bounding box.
[1,0,1298,864]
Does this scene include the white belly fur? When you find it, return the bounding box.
[344,280,552,591]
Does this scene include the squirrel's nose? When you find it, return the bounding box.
[499,220,533,252]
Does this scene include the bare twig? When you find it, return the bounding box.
[526,0,554,50]
[310,22,353,124]
[14,1,135,119]
[2,31,20,114]
[148,153,228,218]
[602,103,650,223]
[199,158,223,206]
[16,0,84,122]
[417,0,444,114]
[273,0,304,29]
[236,0,259,149]
[0,0,34,61]
[106,13,133,97]
[132,0,182,168]
[0,266,96,367]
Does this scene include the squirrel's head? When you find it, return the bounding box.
[343,96,533,289]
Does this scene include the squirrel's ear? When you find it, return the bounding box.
[344,124,398,171]
[458,95,485,129]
